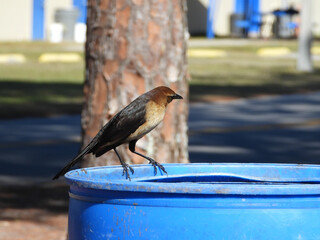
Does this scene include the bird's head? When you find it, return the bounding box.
[151,86,183,107]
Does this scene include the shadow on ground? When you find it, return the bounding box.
[0,182,69,239]
[190,70,320,102]
[1,92,320,220]
[189,127,320,164]
[0,182,68,215]
[189,92,320,165]
[0,80,83,119]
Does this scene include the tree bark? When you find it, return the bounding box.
[82,0,189,168]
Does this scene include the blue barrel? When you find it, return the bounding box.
[66,163,320,240]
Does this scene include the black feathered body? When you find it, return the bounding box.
[92,94,148,156]
[52,88,171,180]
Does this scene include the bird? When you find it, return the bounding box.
[53,86,183,180]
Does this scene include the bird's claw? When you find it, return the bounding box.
[121,163,134,181]
[148,158,167,175]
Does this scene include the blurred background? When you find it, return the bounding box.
[0,0,320,239]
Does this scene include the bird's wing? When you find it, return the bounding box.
[91,96,148,155]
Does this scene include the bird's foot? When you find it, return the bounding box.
[121,163,134,181]
[147,158,167,175]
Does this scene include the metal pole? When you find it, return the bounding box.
[297,0,313,72]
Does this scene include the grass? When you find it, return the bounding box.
[189,39,320,101]
[0,40,320,118]
[0,42,84,118]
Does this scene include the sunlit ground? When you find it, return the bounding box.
[0,39,320,118]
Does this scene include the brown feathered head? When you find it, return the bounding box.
[149,86,183,106]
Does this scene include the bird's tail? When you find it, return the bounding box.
[52,144,93,180]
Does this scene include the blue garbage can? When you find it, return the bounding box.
[65,163,320,240]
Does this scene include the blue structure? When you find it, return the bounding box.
[73,0,87,23]
[32,0,45,40]
[207,0,260,38]
[31,0,86,41]
[247,0,260,33]
[206,0,215,38]
[234,0,260,36]
[66,163,320,239]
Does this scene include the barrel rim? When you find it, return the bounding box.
[65,163,320,195]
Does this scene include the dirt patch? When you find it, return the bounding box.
[0,182,69,240]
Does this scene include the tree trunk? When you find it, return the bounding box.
[81,0,189,168]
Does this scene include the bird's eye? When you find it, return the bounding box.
[167,96,173,103]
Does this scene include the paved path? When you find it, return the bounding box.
[0,116,81,183]
[189,92,320,164]
[1,92,320,183]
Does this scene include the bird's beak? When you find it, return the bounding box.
[172,93,183,100]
